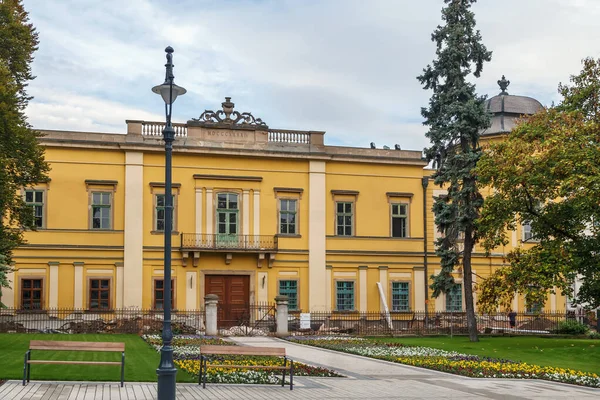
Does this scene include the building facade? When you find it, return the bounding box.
[3,89,567,317]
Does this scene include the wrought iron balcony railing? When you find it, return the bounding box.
[180,233,278,251]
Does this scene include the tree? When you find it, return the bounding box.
[418,0,491,341]
[477,58,600,312]
[0,0,49,306]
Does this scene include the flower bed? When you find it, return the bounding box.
[287,336,600,388]
[141,334,341,384]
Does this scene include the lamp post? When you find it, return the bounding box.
[152,46,186,400]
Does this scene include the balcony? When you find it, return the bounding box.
[180,233,278,252]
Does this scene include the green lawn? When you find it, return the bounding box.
[370,336,600,373]
[0,334,196,383]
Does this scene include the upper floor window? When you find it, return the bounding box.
[91,192,111,229]
[279,280,298,311]
[391,203,408,238]
[217,193,239,236]
[391,282,410,311]
[279,199,297,235]
[522,221,534,241]
[21,279,43,310]
[446,283,462,312]
[24,190,44,228]
[336,202,354,236]
[89,279,111,310]
[335,281,355,311]
[155,194,176,232]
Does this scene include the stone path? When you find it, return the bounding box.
[2,336,599,399]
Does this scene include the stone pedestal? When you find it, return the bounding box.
[275,295,289,337]
[204,294,219,336]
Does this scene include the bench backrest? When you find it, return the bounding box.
[200,345,286,357]
[29,340,125,352]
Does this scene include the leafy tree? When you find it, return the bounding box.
[418,0,491,341]
[477,58,600,312]
[0,0,49,306]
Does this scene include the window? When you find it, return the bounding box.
[89,279,110,310]
[391,203,408,238]
[154,279,174,310]
[216,193,239,236]
[526,301,543,314]
[21,279,43,310]
[279,280,298,311]
[155,194,175,232]
[24,190,44,228]
[279,199,297,235]
[336,202,353,236]
[522,221,533,241]
[91,192,111,229]
[391,282,410,311]
[446,283,462,312]
[336,281,354,311]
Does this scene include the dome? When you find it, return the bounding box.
[482,76,543,136]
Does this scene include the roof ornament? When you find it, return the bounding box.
[192,97,268,127]
[498,75,510,95]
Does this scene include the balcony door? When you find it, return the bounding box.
[216,193,239,248]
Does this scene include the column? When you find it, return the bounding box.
[512,292,519,312]
[204,294,218,336]
[413,266,425,312]
[115,262,124,309]
[48,262,59,309]
[124,151,144,307]
[550,289,557,312]
[242,190,250,236]
[309,161,327,311]
[359,266,368,312]
[275,295,289,337]
[378,266,388,313]
[186,271,197,310]
[205,188,213,236]
[253,189,260,234]
[195,188,203,234]
[73,262,84,309]
[326,265,332,311]
[3,270,15,308]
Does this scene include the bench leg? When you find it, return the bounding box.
[282,357,287,388]
[121,352,125,387]
[23,351,30,386]
[290,360,294,391]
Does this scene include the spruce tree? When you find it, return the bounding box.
[418,0,491,342]
[0,0,49,306]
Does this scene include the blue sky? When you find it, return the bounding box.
[23,0,600,150]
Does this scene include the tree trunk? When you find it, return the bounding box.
[462,228,479,342]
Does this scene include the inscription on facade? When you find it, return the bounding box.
[206,129,249,139]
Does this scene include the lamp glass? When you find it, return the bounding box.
[152,83,187,105]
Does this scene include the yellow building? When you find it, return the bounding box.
[3,89,566,319]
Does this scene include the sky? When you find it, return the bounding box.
[22,0,600,151]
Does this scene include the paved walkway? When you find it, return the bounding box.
[2,336,600,399]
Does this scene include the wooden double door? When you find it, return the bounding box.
[205,275,250,328]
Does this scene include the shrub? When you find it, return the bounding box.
[555,320,589,335]
[589,331,600,339]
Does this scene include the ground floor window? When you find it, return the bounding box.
[21,279,43,310]
[391,282,410,311]
[278,280,298,311]
[445,283,462,312]
[154,279,174,310]
[89,279,111,310]
[336,281,354,311]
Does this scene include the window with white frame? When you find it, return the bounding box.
[279,199,297,235]
[522,221,533,241]
[91,192,111,229]
[336,202,354,236]
[24,190,44,228]
[391,203,408,238]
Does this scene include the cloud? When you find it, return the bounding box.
[22,0,600,151]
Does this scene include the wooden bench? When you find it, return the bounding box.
[23,340,125,387]
[199,345,294,390]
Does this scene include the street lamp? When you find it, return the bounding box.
[152,46,186,400]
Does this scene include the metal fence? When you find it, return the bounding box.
[0,308,205,334]
[287,310,598,336]
[217,302,276,335]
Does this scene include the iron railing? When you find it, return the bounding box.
[180,233,278,251]
[0,308,204,334]
[287,310,598,336]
